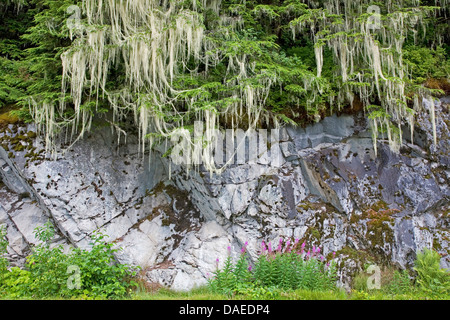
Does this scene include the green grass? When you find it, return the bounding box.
[126,286,448,301]
[286,288,348,300]
[129,287,346,300]
[130,286,229,300]
[2,285,448,300]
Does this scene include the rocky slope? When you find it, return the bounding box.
[0,96,449,291]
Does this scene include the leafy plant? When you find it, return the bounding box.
[66,230,139,299]
[26,221,72,297]
[413,248,450,297]
[352,271,370,292]
[403,45,450,83]
[0,224,9,275]
[385,269,413,295]
[0,225,31,298]
[0,267,31,298]
[208,239,338,297]
[2,221,139,299]
[208,244,252,296]
[253,239,337,291]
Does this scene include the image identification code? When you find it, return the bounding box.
[179,304,270,317]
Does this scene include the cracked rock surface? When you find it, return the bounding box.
[0,96,449,291]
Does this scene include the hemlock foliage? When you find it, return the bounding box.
[0,0,448,165]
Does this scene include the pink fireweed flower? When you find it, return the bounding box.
[248,265,252,272]
[300,243,305,254]
[332,251,336,257]
[261,241,267,253]
[294,238,299,245]
[285,240,291,253]
[268,243,272,253]
[277,238,283,249]
[316,247,321,254]
[320,256,325,261]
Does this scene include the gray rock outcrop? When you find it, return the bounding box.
[0,96,448,291]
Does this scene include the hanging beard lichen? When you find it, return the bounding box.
[28,0,448,174]
[30,0,278,174]
[289,0,447,154]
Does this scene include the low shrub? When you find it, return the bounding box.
[66,231,138,298]
[0,221,139,299]
[0,267,31,298]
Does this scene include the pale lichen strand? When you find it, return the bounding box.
[29,0,446,172]
[30,0,279,175]
[290,0,445,155]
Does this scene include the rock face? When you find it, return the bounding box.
[0,96,449,291]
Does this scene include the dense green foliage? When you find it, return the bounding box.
[414,248,450,297]
[1,228,448,300]
[0,221,138,299]
[0,0,448,160]
[351,249,449,300]
[205,242,449,300]
[208,240,338,298]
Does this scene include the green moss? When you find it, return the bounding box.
[364,209,397,263]
[161,217,171,227]
[334,247,375,270]
[297,203,314,211]
[310,227,321,240]
[1,143,9,151]
[433,237,442,251]
[13,143,25,152]
[370,200,389,212]
[0,109,20,128]
[26,131,37,139]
